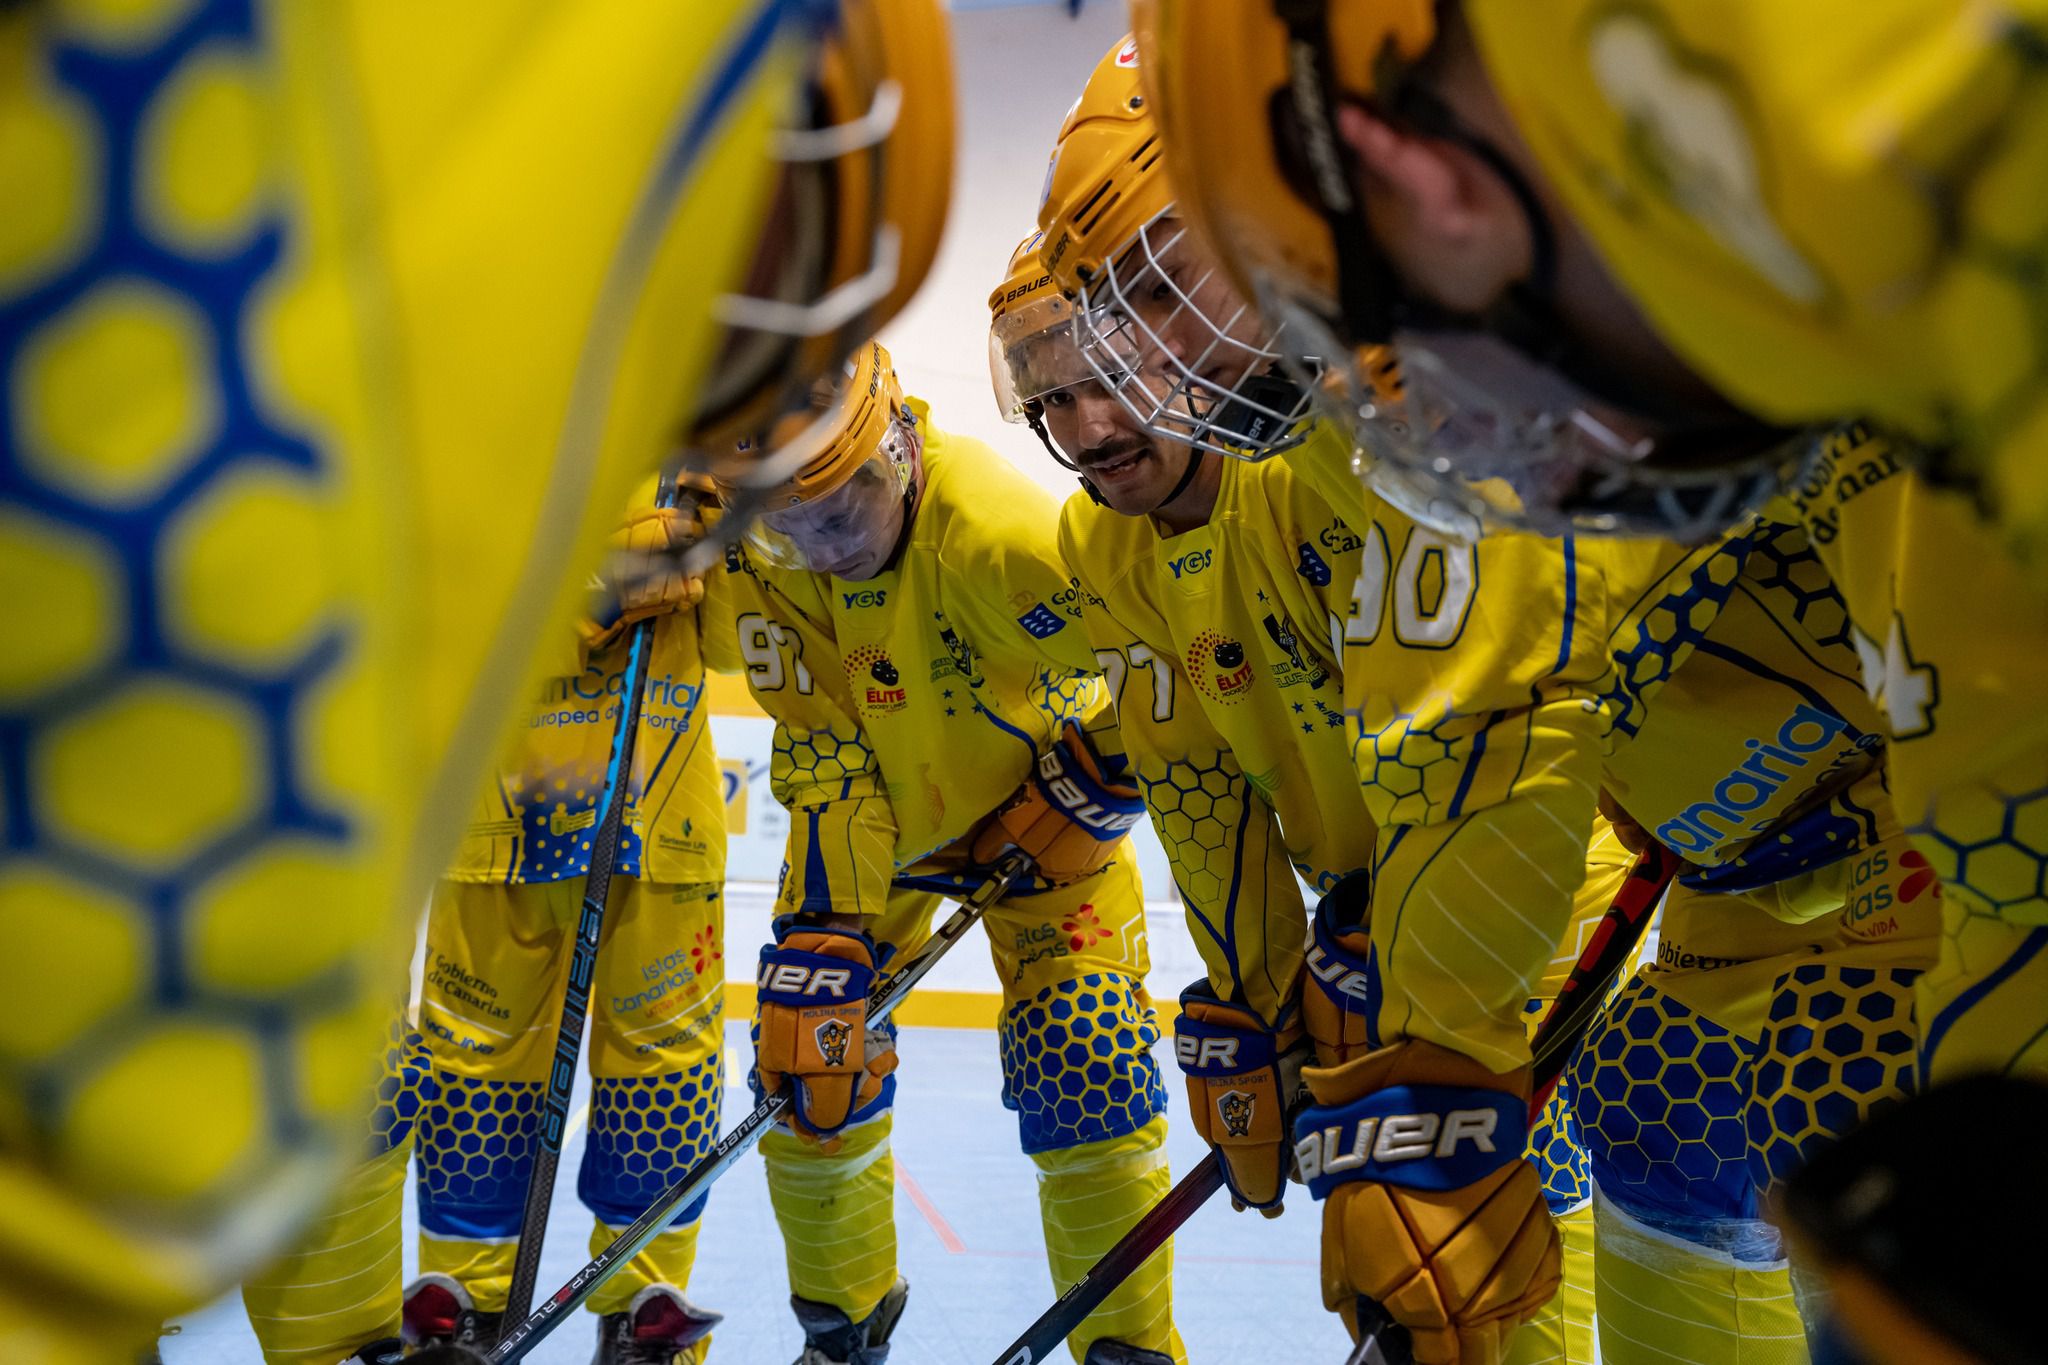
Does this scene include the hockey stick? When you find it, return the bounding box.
[499,478,680,1332]
[488,847,1035,1364]
[986,842,1681,1365]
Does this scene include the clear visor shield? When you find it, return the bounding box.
[989,291,1096,421]
[1257,281,1819,542]
[1071,213,1323,462]
[743,424,914,577]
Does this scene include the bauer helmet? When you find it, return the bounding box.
[1034,35,1322,465]
[690,0,955,452]
[988,230,1102,472]
[718,341,920,580]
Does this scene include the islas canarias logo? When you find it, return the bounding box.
[844,644,909,716]
[1187,629,1254,704]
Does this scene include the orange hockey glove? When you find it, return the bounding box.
[754,920,897,1152]
[1301,870,1379,1067]
[970,718,1144,884]
[1175,979,1310,1215]
[1295,1040,1558,1365]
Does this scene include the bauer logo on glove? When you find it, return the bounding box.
[971,718,1145,883]
[1292,1086,1520,1198]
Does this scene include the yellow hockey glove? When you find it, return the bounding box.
[970,718,1144,885]
[579,501,708,658]
[755,920,898,1153]
[1296,1040,1558,1365]
[1175,979,1310,1215]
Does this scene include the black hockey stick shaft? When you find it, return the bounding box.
[986,843,1680,1365]
[489,848,1033,1364]
[500,479,679,1331]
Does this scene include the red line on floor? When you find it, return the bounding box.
[894,1158,967,1254]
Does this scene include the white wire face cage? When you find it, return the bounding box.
[1251,275,1818,544]
[1070,211,1324,462]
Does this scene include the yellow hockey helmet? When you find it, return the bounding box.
[717,340,920,578]
[988,230,1089,424]
[691,0,955,451]
[1135,0,1821,540]
[1462,0,2048,513]
[1035,35,1321,463]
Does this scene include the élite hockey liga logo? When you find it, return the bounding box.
[844,644,909,716]
[1187,629,1254,704]
[1219,1089,1255,1138]
[814,1017,852,1069]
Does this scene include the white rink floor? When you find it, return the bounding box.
[168,1020,1350,1364]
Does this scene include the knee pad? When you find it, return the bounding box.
[1571,973,1763,1235]
[416,1069,544,1240]
[1748,961,1918,1197]
[1000,974,1165,1155]
[579,1068,722,1227]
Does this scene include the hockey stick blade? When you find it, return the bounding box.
[985,843,1679,1365]
[489,849,1033,1364]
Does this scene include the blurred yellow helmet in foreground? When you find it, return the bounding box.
[693,0,956,451]
[1136,0,2048,540]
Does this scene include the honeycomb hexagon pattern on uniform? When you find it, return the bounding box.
[0,0,366,1240]
[999,973,1166,1156]
[1746,962,1918,1195]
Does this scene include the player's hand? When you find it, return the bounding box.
[970,718,1145,884]
[755,918,897,1153]
[1296,1040,1557,1365]
[580,500,709,655]
[1175,979,1310,1216]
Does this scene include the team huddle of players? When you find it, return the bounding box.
[5,2,2045,1365]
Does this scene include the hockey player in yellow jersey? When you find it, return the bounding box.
[1046,25,1947,1363]
[697,341,1182,1365]
[393,481,730,1364]
[1021,43,1612,1363]
[0,0,961,1358]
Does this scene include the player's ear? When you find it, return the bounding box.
[1336,103,1489,246]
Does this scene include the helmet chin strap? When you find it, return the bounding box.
[1146,443,1208,514]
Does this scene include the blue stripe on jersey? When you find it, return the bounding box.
[801,807,833,915]
[1552,534,1578,677]
[1922,924,2048,1069]
[1445,710,1500,821]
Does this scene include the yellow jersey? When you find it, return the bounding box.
[1059,437,1373,1023]
[446,610,724,888]
[1287,439,1917,1072]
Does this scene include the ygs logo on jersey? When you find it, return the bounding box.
[1186,629,1254,704]
[842,589,887,609]
[1168,548,1212,580]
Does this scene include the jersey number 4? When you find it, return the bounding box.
[1336,523,1477,653]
